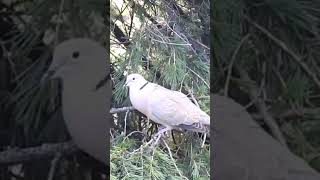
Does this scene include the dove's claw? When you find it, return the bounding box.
[154,127,171,137]
[153,133,163,144]
[149,133,164,150]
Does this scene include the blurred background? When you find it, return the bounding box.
[213,0,320,174]
[0,0,107,179]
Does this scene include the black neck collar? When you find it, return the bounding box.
[95,73,110,91]
[139,82,149,90]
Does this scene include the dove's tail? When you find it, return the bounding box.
[175,122,210,137]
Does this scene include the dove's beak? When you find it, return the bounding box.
[41,55,68,85]
[124,79,130,87]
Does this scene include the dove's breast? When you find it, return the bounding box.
[129,84,165,124]
[61,75,110,164]
[129,86,149,115]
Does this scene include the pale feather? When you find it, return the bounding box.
[46,39,110,164]
[128,76,210,133]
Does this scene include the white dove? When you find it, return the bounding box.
[125,73,210,141]
[42,38,110,164]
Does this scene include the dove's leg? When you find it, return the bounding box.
[201,133,207,147]
[154,126,170,137]
[153,126,171,138]
[152,126,172,145]
[153,133,162,145]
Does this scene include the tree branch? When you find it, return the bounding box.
[110,106,135,114]
[0,107,135,165]
[0,141,78,165]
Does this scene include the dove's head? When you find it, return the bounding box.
[125,73,147,87]
[42,38,106,83]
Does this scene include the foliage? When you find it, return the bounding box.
[3,0,106,145]
[110,133,210,179]
[110,0,210,179]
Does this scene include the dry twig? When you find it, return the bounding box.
[47,153,62,180]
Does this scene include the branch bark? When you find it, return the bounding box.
[0,141,78,165]
[110,106,135,114]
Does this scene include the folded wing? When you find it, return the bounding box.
[148,86,209,133]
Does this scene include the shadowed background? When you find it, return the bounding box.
[0,0,108,179]
[212,0,320,178]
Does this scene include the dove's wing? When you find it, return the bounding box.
[148,86,209,132]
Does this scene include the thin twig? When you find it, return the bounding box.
[110,129,114,139]
[47,153,62,180]
[195,39,210,50]
[123,131,146,142]
[151,38,192,46]
[179,73,188,91]
[244,15,320,90]
[224,34,250,97]
[123,110,129,135]
[186,66,209,88]
[128,138,154,155]
[186,86,200,107]
[244,62,266,109]
[162,139,188,179]
[201,133,207,148]
[54,0,65,45]
[236,65,287,147]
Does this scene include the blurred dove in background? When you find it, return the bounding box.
[42,38,110,164]
[125,73,210,142]
[213,94,320,180]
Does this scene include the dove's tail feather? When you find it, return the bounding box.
[175,122,210,137]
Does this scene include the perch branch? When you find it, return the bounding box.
[110,106,135,114]
[0,106,152,165]
[0,107,142,165]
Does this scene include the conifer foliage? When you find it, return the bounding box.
[110,0,210,179]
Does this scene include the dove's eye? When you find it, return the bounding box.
[133,78,135,80]
[72,51,80,59]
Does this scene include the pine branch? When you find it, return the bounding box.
[163,0,210,62]
[0,107,135,165]
[111,21,130,47]
[0,141,78,165]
